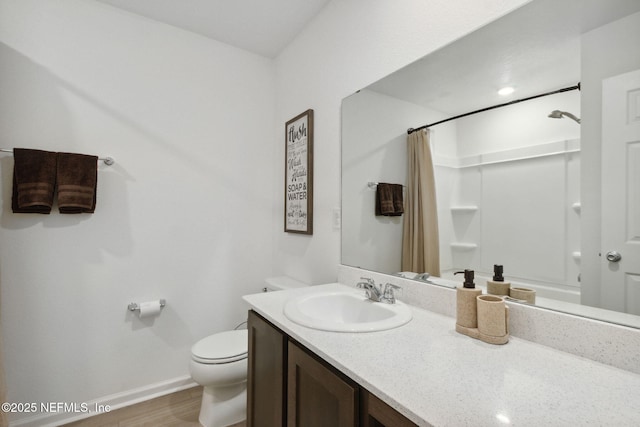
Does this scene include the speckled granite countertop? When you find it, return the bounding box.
[243,283,640,427]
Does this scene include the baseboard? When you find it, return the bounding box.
[9,375,198,427]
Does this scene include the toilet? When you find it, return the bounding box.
[189,276,307,427]
[190,329,248,427]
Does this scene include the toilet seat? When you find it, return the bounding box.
[191,329,248,364]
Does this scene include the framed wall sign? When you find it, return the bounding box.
[284,109,314,234]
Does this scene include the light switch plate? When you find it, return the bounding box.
[332,207,341,230]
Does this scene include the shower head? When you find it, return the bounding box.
[548,110,581,124]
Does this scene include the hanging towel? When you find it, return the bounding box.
[375,183,404,216]
[57,152,98,213]
[375,183,394,215]
[391,183,404,215]
[12,148,57,214]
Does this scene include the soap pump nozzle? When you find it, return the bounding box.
[454,269,475,288]
[493,264,504,282]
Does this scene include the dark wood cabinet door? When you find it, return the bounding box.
[361,389,418,427]
[287,341,358,427]
[247,310,287,427]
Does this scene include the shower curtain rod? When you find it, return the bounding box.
[407,82,581,134]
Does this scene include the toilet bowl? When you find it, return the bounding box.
[189,329,248,427]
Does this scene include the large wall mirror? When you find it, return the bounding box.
[341,0,640,328]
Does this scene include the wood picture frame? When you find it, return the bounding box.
[284,109,313,234]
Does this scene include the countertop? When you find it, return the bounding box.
[243,283,640,427]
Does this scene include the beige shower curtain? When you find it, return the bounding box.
[402,129,440,276]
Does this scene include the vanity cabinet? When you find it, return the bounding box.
[361,391,417,427]
[287,340,358,426]
[247,310,287,426]
[247,310,417,427]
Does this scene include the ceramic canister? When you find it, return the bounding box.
[510,287,536,304]
[456,287,482,328]
[476,295,508,337]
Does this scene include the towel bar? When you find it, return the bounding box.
[128,299,166,312]
[367,181,406,189]
[0,148,115,166]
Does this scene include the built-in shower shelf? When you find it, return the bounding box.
[450,206,478,213]
[450,243,478,251]
[572,202,581,214]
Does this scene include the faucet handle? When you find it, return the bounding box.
[382,283,402,303]
[357,277,375,288]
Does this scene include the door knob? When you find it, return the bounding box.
[606,251,622,262]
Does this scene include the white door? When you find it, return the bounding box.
[601,69,640,315]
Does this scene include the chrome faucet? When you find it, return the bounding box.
[357,277,382,301]
[356,277,401,304]
[414,272,430,281]
[414,272,436,285]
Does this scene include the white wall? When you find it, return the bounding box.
[272,0,530,285]
[456,91,580,157]
[0,0,275,423]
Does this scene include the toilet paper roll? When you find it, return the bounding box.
[138,300,162,318]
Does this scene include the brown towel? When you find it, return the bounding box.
[375,183,404,216]
[57,152,98,213]
[376,183,394,215]
[391,184,404,215]
[12,148,57,214]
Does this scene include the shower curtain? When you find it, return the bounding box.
[402,129,440,276]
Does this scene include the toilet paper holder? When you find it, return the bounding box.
[128,299,166,312]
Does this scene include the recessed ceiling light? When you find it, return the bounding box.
[496,413,511,424]
[498,86,515,96]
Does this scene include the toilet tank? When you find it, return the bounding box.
[263,276,308,292]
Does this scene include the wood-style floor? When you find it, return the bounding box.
[63,387,245,427]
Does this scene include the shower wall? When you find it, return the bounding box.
[435,90,581,301]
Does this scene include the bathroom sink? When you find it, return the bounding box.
[283,290,412,332]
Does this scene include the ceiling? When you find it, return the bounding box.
[367,0,640,116]
[95,0,331,58]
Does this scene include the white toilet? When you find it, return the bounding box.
[190,329,248,427]
[189,276,307,427]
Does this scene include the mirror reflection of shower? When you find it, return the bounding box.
[548,109,581,123]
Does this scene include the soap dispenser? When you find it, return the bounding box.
[486,264,511,296]
[454,269,482,337]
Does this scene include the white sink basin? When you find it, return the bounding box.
[283,290,412,332]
